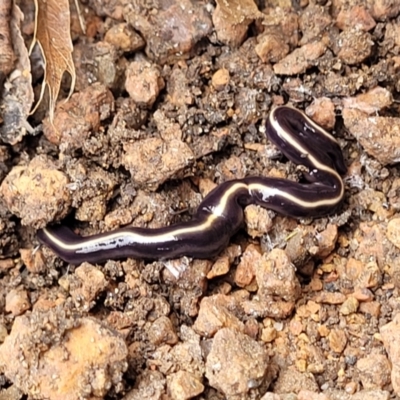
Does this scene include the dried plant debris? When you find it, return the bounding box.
[1,1,400,399]
[0,3,33,144]
[0,0,15,84]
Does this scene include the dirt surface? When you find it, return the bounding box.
[1,0,400,399]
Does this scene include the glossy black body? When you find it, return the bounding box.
[37,106,346,264]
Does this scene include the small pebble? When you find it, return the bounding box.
[207,256,230,279]
[273,41,326,75]
[328,329,347,353]
[211,68,230,91]
[359,301,381,318]
[205,327,269,398]
[340,297,359,316]
[356,354,391,389]
[125,60,165,107]
[387,218,400,249]
[5,288,31,316]
[167,370,204,399]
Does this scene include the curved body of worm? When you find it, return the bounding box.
[37,106,346,264]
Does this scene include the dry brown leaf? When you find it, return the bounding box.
[0,3,34,144]
[31,0,76,122]
[215,0,263,24]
